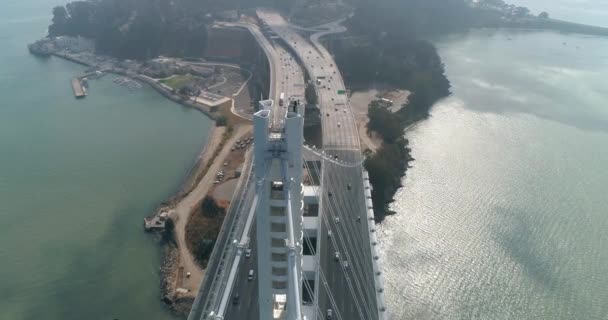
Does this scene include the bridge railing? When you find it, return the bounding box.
[188,155,255,320]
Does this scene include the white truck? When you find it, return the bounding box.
[279,92,285,106]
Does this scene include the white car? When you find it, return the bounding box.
[248,269,255,281]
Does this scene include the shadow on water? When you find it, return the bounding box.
[452,86,608,134]
[492,206,563,291]
[488,206,598,309]
[488,206,605,317]
[435,30,608,134]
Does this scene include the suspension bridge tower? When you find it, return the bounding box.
[253,100,304,320]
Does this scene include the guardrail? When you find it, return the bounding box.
[188,153,255,320]
[206,163,255,316]
[362,171,388,320]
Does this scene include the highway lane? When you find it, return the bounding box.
[222,20,306,320]
[215,21,280,102]
[224,222,259,320]
[189,21,287,320]
[274,44,305,126]
[197,11,380,319]
[258,10,380,320]
[258,11,360,151]
[188,150,256,320]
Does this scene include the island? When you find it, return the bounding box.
[30,0,608,315]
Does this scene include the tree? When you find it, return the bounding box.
[162,217,176,244]
[513,6,530,18]
[367,101,403,143]
[201,196,224,217]
[196,238,216,266]
[48,6,69,37]
[539,11,549,19]
[364,138,410,221]
[215,116,228,127]
[65,1,96,37]
[178,85,191,96]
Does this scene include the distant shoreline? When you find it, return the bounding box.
[506,18,608,37]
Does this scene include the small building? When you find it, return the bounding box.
[195,90,233,111]
[144,210,170,231]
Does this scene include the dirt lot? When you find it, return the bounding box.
[168,125,251,299]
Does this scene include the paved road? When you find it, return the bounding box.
[223,223,259,320]
[222,20,307,320]
[190,20,306,320]
[258,10,380,320]
[274,44,306,124]
[192,11,381,319]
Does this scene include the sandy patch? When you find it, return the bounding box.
[213,178,239,202]
[170,125,251,298]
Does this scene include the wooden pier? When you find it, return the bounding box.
[71,78,86,98]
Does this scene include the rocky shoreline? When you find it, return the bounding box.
[159,241,196,316]
[160,242,179,307]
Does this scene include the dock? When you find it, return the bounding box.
[144,210,170,232]
[71,78,86,98]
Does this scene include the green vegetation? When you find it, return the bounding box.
[290,2,350,27]
[215,116,228,127]
[48,0,210,59]
[195,238,216,267]
[335,0,607,220]
[46,0,608,62]
[162,217,176,245]
[46,0,293,60]
[159,75,199,90]
[338,0,460,221]
[364,101,412,221]
[187,196,225,267]
[368,101,406,143]
[365,82,450,221]
[332,0,452,100]
[365,139,412,221]
[201,196,225,217]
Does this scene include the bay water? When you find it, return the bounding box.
[380,28,608,320]
[0,1,211,319]
[3,1,608,320]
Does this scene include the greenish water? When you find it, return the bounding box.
[0,1,211,319]
[379,30,608,319]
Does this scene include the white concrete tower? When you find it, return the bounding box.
[254,100,304,320]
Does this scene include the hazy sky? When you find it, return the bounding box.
[508,0,608,27]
